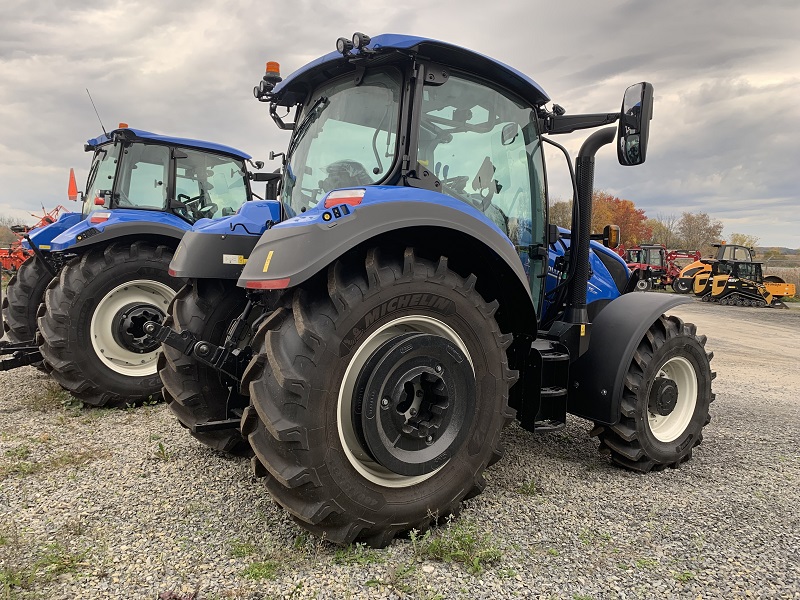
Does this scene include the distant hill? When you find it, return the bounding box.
[757,247,799,255]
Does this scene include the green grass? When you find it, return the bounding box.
[674,569,695,583]
[333,542,384,566]
[242,560,279,580]
[516,479,539,496]
[0,449,101,481]
[229,540,257,558]
[411,518,502,574]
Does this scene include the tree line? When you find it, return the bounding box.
[549,192,761,256]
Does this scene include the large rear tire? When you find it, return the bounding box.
[241,247,517,547]
[591,315,714,472]
[38,241,179,407]
[2,255,54,343]
[159,279,251,454]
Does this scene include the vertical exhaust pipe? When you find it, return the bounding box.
[565,127,617,325]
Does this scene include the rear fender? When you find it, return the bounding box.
[169,200,282,279]
[566,293,692,425]
[237,188,533,311]
[49,209,191,251]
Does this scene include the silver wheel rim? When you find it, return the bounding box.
[89,279,175,377]
[338,315,473,488]
[648,356,697,443]
[636,279,650,291]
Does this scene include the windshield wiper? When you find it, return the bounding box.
[287,96,329,160]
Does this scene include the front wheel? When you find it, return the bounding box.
[38,241,179,407]
[241,247,516,547]
[635,278,653,292]
[591,315,714,472]
[672,278,692,294]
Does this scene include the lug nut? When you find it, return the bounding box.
[434,364,442,373]
[426,435,434,444]
[196,343,211,357]
[409,408,417,416]
[381,397,390,408]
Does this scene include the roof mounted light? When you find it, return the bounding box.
[352,32,371,49]
[336,37,354,55]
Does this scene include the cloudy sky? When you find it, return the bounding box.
[1,0,798,247]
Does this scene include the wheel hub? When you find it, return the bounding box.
[352,333,475,477]
[648,377,678,416]
[112,302,166,354]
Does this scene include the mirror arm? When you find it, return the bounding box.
[541,113,620,135]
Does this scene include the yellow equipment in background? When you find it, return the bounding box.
[699,260,787,308]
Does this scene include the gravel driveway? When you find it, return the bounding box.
[1,299,798,599]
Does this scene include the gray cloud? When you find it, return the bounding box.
[0,0,797,247]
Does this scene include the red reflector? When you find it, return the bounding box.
[245,278,291,290]
[94,196,105,205]
[168,269,176,277]
[324,188,366,208]
[89,212,110,223]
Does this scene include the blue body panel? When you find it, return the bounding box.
[87,128,252,160]
[49,209,192,251]
[272,34,549,106]
[543,229,630,315]
[21,212,83,250]
[275,186,508,241]
[189,200,282,237]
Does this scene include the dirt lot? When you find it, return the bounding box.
[1,298,798,599]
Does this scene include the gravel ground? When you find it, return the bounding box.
[1,299,798,599]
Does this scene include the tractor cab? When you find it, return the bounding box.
[82,126,256,223]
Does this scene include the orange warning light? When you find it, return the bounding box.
[67,168,79,201]
[266,61,280,74]
[118,122,129,129]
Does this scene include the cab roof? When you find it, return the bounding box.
[86,128,252,160]
[272,33,550,108]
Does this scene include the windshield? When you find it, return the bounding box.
[281,69,402,215]
[83,143,121,216]
[175,149,250,222]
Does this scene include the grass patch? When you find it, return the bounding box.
[28,382,80,412]
[242,560,279,580]
[674,569,695,583]
[411,518,502,574]
[635,557,659,569]
[333,542,383,566]
[152,442,172,462]
[5,445,31,460]
[0,449,102,481]
[229,540,257,558]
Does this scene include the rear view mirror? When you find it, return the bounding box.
[617,82,653,166]
[603,224,620,249]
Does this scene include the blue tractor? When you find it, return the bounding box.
[0,126,270,408]
[150,33,715,546]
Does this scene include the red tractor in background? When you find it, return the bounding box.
[620,244,701,292]
[0,206,67,273]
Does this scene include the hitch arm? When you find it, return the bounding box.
[143,321,252,382]
[0,340,43,371]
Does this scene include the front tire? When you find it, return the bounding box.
[159,279,251,453]
[591,315,714,472]
[38,242,179,407]
[241,247,516,547]
[2,255,54,343]
[672,278,692,294]
[635,278,653,292]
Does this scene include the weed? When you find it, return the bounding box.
[366,562,416,593]
[242,560,279,580]
[573,595,594,600]
[497,567,517,578]
[546,548,559,557]
[410,518,501,574]
[333,542,383,566]
[517,479,539,495]
[635,557,658,569]
[153,442,172,462]
[229,540,257,558]
[0,449,101,481]
[4,445,31,460]
[674,570,695,583]
[34,543,89,580]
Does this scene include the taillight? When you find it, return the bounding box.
[324,189,366,208]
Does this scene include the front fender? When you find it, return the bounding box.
[22,212,82,250]
[237,188,533,309]
[49,209,191,251]
[566,293,692,425]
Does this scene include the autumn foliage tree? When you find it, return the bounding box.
[591,191,651,246]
